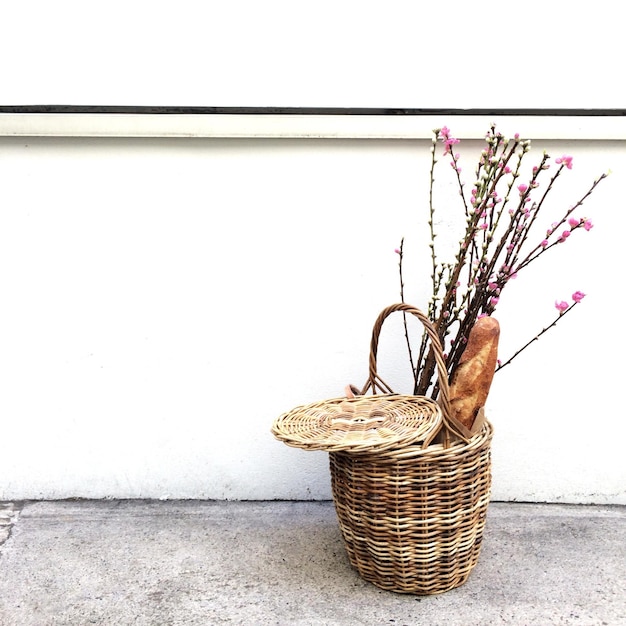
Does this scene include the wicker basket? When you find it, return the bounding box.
[329,303,493,594]
[271,303,493,595]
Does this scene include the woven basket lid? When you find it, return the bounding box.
[271,394,442,453]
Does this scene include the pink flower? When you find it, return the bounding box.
[572,291,586,303]
[555,300,569,314]
[517,183,528,195]
[541,239,549,248]
[394,248,401,255]
[582,218,594,231]
[558,230,571,243]
[490,296,499,307]
[555,155,573,169]
[439,126,460,155]
[568,218,580,227]
[443,137,460,155]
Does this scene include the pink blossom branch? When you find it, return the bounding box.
[496,301,580,371]
[514,173,606,275]
[400,125,606,395]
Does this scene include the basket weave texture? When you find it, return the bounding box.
[271,394,442,453]
[330,422,492,594]
[329,303,493,594]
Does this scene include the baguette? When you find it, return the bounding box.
[448,316,500,430]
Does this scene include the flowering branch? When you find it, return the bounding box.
[496,294,584,371]
[397,125,606,396]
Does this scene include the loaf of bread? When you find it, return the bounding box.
[448,316,500,431]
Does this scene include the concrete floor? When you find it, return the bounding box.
[0,500,624,626]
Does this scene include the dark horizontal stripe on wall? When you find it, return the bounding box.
[0,106,625,117]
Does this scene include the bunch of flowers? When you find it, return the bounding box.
[396,124,607,396]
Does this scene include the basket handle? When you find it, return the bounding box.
[359,303,472,443]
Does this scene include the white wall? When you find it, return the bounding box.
[1,1,624,503]
[0,131,623,503]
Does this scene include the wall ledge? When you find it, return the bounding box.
[1,109,625,139]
